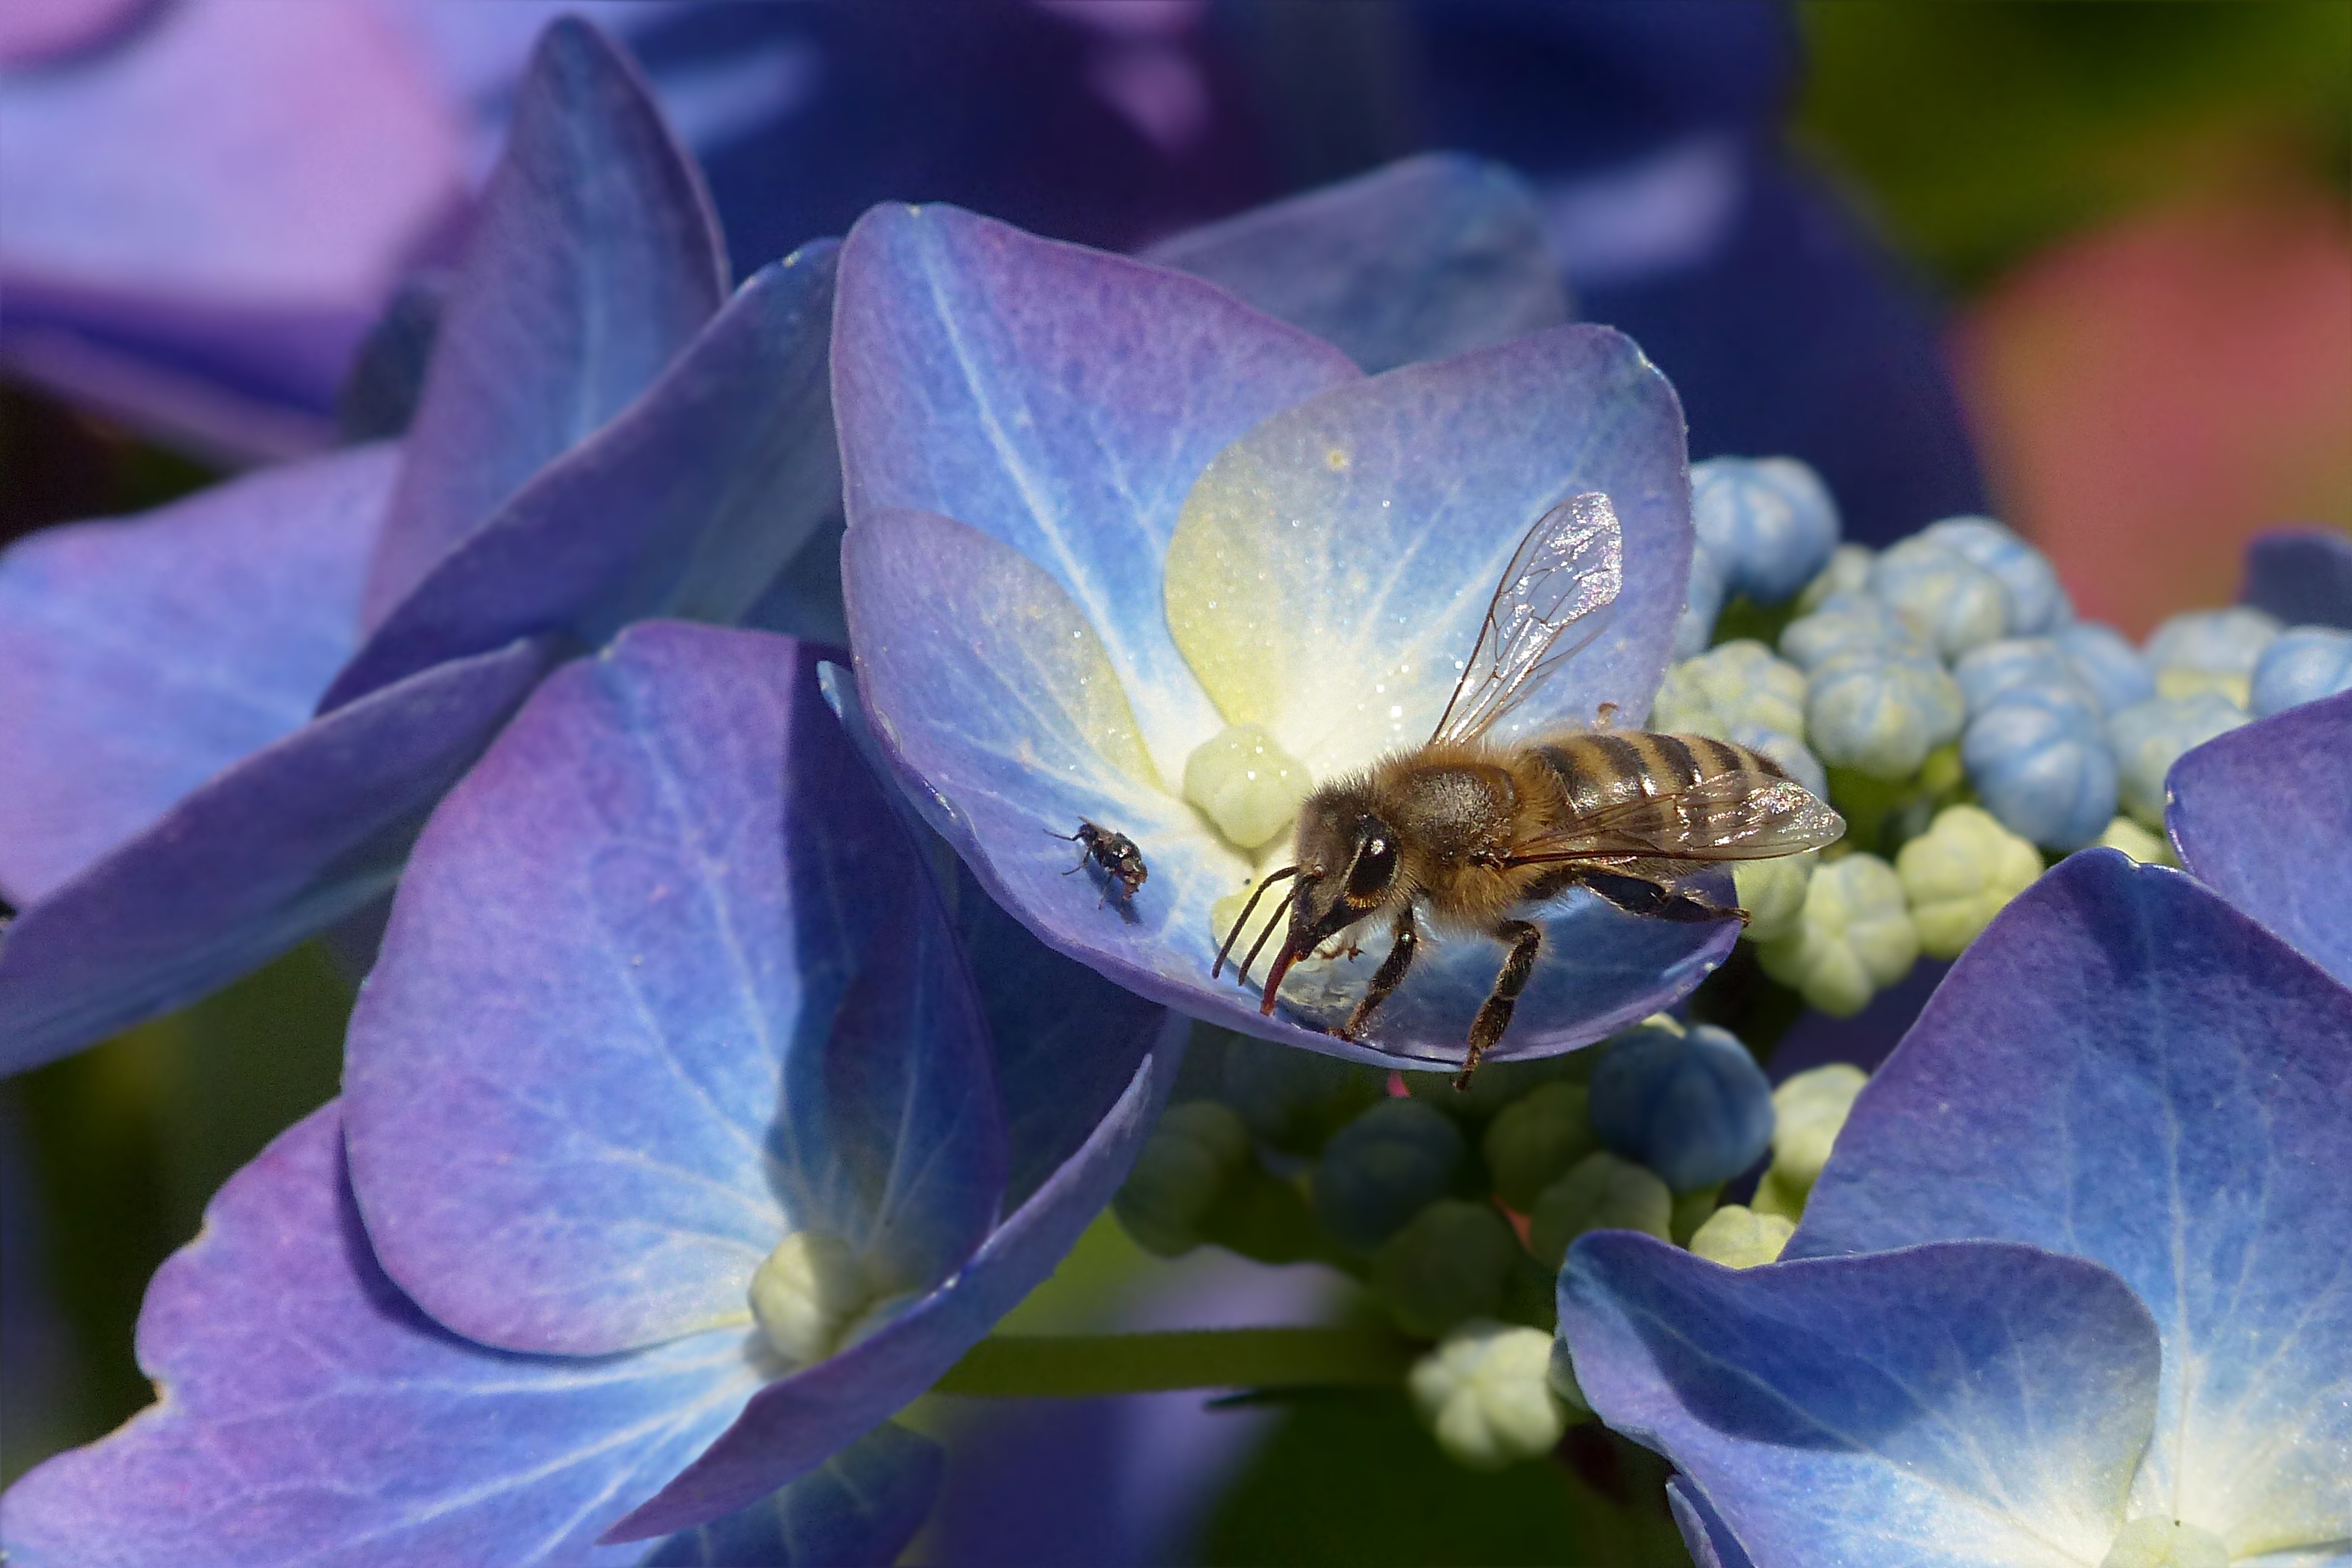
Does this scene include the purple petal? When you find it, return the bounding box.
[847,508,1728,1069]
[346,623,1003,1355]
[0,444,394,904]
[0,638,550,1075]
[2168,688,2352,990]
[2240,527,2352,632]
[1792,850,2352,1541]
[1665,1477,1751,1568]
[605,1007,1188,1541]
[0,1105,758,1568]
[1142,152,1569,374]
[324,246,841,712]
[833,201,1360,776]
[641,1423,942,1568]
[1164,324,1693,773]
[1561,1234,2159,1567]
[362,17,726,629]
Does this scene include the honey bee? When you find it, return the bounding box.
[1213,491,1844,1086]
[1049,820,1149,905]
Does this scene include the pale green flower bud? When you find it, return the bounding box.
[1688,1204,1795,1268]
[1113,1099,1253,1256]
[1481,1081,1597,1212]
[1546,1335,1591,1416]
[1370,1200,1523,1339]
[1753,1064,1868,1221]
[1184,722,1313,849]
[1528,1151,1672,1269]
[749,1231,873,1368]
[2098,1517,2229,1568]
[1647,639,1809,739]
[1735,850,1817,943]
[1895,804,2043,959]
[2109,691,2249,828]
[1757,853,1919,1016]
[1408,1321,1568,1470]
[1797,543,1874,613]
[2096,816,2175,866]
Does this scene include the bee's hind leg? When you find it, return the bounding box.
[1459,919,1542,1090]
[1338,908,1418,1042]
[1584,872,1748,927]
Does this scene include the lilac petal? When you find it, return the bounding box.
[0,1105,759,1568]
[0,638,549,1076]
[2168,688,2352,989]
[362,17,726,629]
[1164,324,1692,777]
[845,508,1729,1068]
[0,444,394,904]
[641,1423,942,1567]
[1561,1234,2159,1567]
[346,623,1004,1354]
[833,201,1360,777]
[324,246,841,712]
[1142,153,1570,374]
[605,1007,1188,1541]
[1792,850,2352,1545]
[2240,527,2352,632]
[1665,1478,1751,1568]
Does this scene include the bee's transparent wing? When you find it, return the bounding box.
[1504,771,1846,865]
[1430,492,1623,748]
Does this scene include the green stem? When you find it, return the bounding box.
[932,1326,1417,1399]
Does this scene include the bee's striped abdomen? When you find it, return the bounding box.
[1529,730,1788,816]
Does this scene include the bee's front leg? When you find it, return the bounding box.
[1339,908,1417,1041]
[1458,919,1542,1090]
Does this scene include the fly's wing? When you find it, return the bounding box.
[1429,492,1622,748]
[1504,771,1846,865]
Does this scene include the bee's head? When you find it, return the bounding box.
[1259,785,1403,1013]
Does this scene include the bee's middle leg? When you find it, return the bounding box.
[1339,908,1417,1041]
[1459,919,1542,1090]
[1584,872,1748,927]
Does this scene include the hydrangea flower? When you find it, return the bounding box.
[1801,646,1965,779]
[835,203,1736,1068]
[1560,846,2352,1567]
[0,20,841,1074]
[1,624,1184,1562]
[1867,534,2011,660]
[1960,682,2120,850]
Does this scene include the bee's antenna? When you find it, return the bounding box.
[1212,865,1296,979]
[1237,881,1304,991]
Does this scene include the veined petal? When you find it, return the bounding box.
[604,1007,1187,1542]
[1142,153,1569,374]
[347,624,1004,1355]
[324,246,841,711]
[833,201,1360,779]
[0,1105,758,1568]
[1666,1478,1752,1568]
[0,444,393,903]
[1561,1234,2160,1568]
[0,638,550,1076]
[362,17,726,629]
[1164,324,1691,779]
[1793,852,2352,1554]
[2169,689,2352,990]
[640,1424,942,1568]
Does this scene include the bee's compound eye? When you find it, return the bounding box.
[1348,834,1398,900]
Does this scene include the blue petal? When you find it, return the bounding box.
[832,201,1360,779]
[346,623,1004,1354]
[845,507,1732,1068]
[641,1423,942,1567]
[1141,153,1570,374]
[324,247,841,710]
[2169,688,2352,991]
[1560,1234,2160,1567]
[604,1007,1188,1542]
[1665,1478,1751,1568]
[0,444,393,903]
[0,638,551,1075]
[0,1105,758,1568]
[361,17,726,629]
[2240,528,2352,632]
[1792,850,2352,1545]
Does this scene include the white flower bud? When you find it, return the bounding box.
[749,1231,872,1369]
[1409,1321,1568,1470]
[1688,1204,1795,1268]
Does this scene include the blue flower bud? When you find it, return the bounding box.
[2108,691,2249,826]
[1780,590,1923,673]
[1726,721,1829,798]
[1804,647,1966,779]
[2054,621,2154,715]
[1588,1022,1774,1193]
[1370,1200,1523,1339]
[1920,516,2071,635]
[1671,540,1729,659]
[2145,607,2280,707]
[1961,686,2118,850]
[1690,456,1841,604]
[1313,1099,1465,1253]
[2250,626,2352,717]
[1952,637,2081,718]
[1868,537,2007,659]
[1797,543,1874,613]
